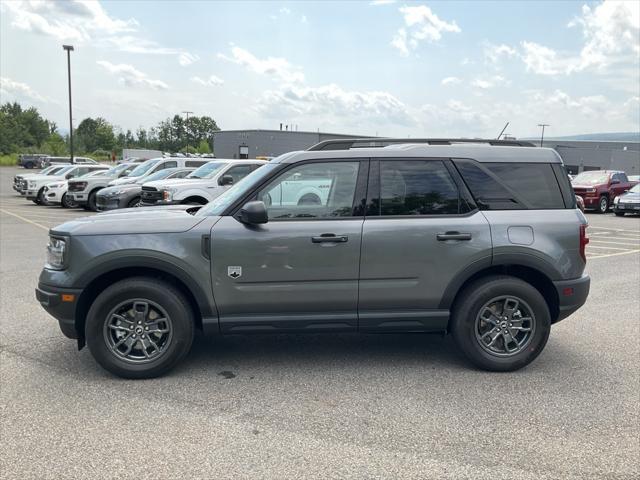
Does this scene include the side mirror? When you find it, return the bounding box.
[65,173,73,179]
[611,179,620,185]
[219,175,234,186]
[239,201,268,224]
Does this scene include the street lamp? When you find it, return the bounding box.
[537,123,549,147]
[182,110,193,153]
[63,45,74,163]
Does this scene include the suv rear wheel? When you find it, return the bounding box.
[85,277,195,379]
[451,275,550,371]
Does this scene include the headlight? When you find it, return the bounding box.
[614,196,620,204]
[48,183,64,189]
[46,237,67,270]
[162,188,176,201]
[586,188,596,193]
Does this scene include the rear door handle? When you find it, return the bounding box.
[311,234,348,243]
[437,232,472,241]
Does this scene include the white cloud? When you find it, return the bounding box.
[483,42,517,64]
[471,75,509,89]
[96,61,168,90]
[191,75,224,87]
[257,83,415,127]
[441,76,462,86]
[279,7,291,15]
[217,46,305,83]
[392,5,460,56]
[301,15,308,23]
[4,0,137,42]
[0,77,47,102]
[517,1,639,76]
[370,0,396,5]
[178,52,200,66]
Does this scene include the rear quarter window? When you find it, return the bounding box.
[454,160,566,210]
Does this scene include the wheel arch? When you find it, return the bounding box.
[75,260,214,340]
[440,262,560,327]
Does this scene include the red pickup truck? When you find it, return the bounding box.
[572,170,638,213]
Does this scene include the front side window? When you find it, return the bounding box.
[256,161,360,219]
[129,159,161,177]
[224,165,253,184]
[377,160,466,216]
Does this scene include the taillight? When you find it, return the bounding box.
[579,224,589,262]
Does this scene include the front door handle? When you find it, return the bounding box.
[311,234,348,243]
[437,231,472,241]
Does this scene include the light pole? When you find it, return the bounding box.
[537,123,549,147]
[182,111,193,153]
[63,45,74,163]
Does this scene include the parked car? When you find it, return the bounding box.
[25,164,110,204]
[14,165,66,194]
[67,163,138,211]
[43,170,111,208]
[18,154,49,169]
[571,170,638,213]
[140,160,265,206]
[108,157,208,187]
[42,156,98,167]
[575,195,585,212]
[613,184,640,216]
[628,175,640,183]
[36,138,590,378]
[96,167,195,211]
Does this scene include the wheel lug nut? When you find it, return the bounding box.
[132,334,136,338]
[130,326,134,330]
[138,321,142,325]
[145,326,149,330]
[141,335,145,339]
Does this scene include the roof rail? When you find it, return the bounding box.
[307,138,536,151]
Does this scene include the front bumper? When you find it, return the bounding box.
[614,202,640,213]
[96,195,128,211]
[45,188,65,203]
[553,274,590,323]
[36,283,83,339]
[575,194,599,209]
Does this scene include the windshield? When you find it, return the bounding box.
[55,165,75,175]
[196,164,278,216]
[128,159,161,177]
[629,184,640,193]
[45,167,64,175]
[187,161,226,179]
[572,171,610,185]
[137,169,176,184]
[105,163,133,176]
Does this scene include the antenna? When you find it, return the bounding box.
[496,122,509,140]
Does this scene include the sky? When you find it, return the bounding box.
[0,0,639,139]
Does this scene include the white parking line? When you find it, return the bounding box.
[0,208,49,231]
[588,240,640,246]
[589,226,640,234]
[587,245,633,251]
[588,249,640,259]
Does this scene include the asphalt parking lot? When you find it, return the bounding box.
[1,165,638,479]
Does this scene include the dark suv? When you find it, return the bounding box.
[36,139,590,378]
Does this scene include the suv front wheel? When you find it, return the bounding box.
[451,275,550,371]
[597,195,609,214]
[85,277,195,378]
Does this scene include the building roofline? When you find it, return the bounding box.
[213,129,376,138]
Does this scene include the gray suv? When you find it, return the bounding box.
[36,139,590,378]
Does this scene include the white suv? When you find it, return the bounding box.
[140,160,266,206]
[25,164,109,204]
[67,163,138,211]
[43,170,111,208]
[108,157,208,186]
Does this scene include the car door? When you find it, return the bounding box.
[210,159,367,333]
[358,158,492,332]
[612,173,628,197]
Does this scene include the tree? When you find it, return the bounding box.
[0,102,50,154]
[76,117,116,152]
[196,139,211,154]
[42,132,68,156]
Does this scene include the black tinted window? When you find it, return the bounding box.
[379,160,466,215]
[185,160,205,168]
[454,160,565,210]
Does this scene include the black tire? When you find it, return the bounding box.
[85,277,195,379]
[614,212,625,217]
[61,193,75,208]
[127,196,141,208]
[597,195,609,214]
[87,190,99,211]
[36,188,46,205]
[451,275,551,372]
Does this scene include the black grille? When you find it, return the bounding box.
[141,186,161,203]
[68,182,86,192]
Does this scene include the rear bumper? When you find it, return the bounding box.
[613,202,640,213]
[36,283,83,339]
[553,274,590,323]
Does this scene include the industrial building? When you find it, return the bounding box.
[212,129,640,175]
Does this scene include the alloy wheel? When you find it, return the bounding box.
[103,299,173,363]
[474,295,535,357]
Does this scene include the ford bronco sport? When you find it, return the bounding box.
[36,139,590,378]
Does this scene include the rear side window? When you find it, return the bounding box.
[377,160,469,216]
[454,160,565,210]
[185,160,205,168]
